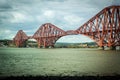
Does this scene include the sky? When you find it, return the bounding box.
[0,0,120,43]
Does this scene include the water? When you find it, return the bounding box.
[0,48,120,77]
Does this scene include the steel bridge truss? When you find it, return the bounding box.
[13,5,120,48]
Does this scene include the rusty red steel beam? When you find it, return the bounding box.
[65,30,78,35]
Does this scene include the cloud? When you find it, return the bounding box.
[0,0,13,12]
[112,0,120,5]
[43,10,55,18]
[0,29,15,39]
[10,12,26,23]
[4,30,11,34]
[64,15,84,25]
[9,11,34,23]
[36,10,56,23]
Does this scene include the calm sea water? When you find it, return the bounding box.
[0,48,120,76]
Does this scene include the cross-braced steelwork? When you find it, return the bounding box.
[13,30,28,47]
[76,6,120,47]
[13,5,120,48]
[33,23,66,48]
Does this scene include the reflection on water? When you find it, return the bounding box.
[0,48,120,76]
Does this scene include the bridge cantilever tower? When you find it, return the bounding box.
[76,5,120,47]
[33,23,66,48]
[13,30,28,47]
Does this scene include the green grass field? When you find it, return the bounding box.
[0,48,120,77]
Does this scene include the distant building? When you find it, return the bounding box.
[78,43,88,48]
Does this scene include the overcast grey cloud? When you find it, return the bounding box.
[0,0,120,43]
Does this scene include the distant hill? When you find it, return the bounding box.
[55,42,98,48]
[0,39,98,48]
[0,39,13,47]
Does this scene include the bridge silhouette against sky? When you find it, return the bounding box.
[13,5,120,48]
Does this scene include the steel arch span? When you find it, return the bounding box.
[13,5,120,48]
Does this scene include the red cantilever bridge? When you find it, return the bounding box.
[13,6,120,48]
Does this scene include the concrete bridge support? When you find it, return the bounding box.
[103,46,116,50]
[100,46,120,50]
[116,46,120,50]
[98,46,116,50]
